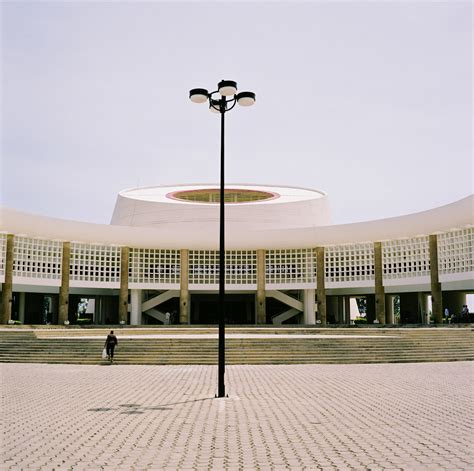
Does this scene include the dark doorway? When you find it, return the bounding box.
[191,294,255,324]
[23,293,58,324]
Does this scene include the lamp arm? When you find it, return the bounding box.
[210,102,221,112]
[224,97,237,113]
[207,91,238,114]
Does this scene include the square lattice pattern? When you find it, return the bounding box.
[325,243,374,282]
[0,233,7,280]
[129,249,180,284]
[12,236,63,280]
[265,249,315,284]
[438,228,473,274]
[382,236,430,279]
[70,243,121,283]
[189,250,257,285]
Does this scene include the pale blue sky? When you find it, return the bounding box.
[1,1,472,224]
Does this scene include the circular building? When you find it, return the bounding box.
[0,185,472,326]
[111,184,331,232]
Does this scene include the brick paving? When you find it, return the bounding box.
[1,362,473,470]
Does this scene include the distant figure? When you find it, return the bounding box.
[444,308,450,319]
[165,312,171,325]
[104,330,118,362]
[461,305,469,321]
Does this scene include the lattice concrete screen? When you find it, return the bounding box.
[12,236,62,283]
[438,228,474,275]
[129,248,180,286]
[1,229,472,291]
[0,233,7,282]
[382,236,430,279]
[189,250,257,286]
[265,249,315,285]
[325,243,374,284]
[70,243,121,286]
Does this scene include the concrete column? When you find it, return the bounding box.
[118,246,129,324]
[256,249,266,324]
[336,296,344,323]
[344,296,351,324]
[420,292,429,324]
[50,295,59,324]
[429,234,443,324]
[19,292,26,324]
[385,294,394,324]
[58,241,70,325]
[180,249,190,324]
[130,289,142,325]
[1,234,14,324]
[303,289,315,324]
[316,247,327,325]
[374,241,386,324]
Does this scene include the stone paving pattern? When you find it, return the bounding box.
[1,361,473,470]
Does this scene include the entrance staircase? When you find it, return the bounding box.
[0,327,472,365]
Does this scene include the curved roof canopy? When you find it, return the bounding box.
[0,187,472,249]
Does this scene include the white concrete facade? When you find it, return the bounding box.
[0,185,473,325]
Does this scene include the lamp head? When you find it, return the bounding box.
[189,88,209,103]
[236,91,256,107]
[218,80,237,96]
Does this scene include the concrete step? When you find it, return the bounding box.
[1,327,472,365]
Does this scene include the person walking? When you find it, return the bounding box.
[104,330,118,363]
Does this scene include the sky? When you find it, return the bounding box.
[1,0,472,225]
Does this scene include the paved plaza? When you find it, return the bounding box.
[1,362,473,470]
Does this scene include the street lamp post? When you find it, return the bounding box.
[189,80,256,398]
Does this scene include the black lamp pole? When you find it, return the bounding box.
[189,81,256,398]
[218,98,226,398]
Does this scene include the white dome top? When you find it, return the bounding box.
[111,184,331,231]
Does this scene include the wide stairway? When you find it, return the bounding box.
[0,327,472,365]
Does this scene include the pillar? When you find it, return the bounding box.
[316,246,327,325]
[130,289,142,325]
[58,241,70,325]
[1,234,14,324]
[374,241,386,324]
[118,246,129,324]
[19,291,26,324]
[420,292,429,324]
[344,296,351,324]
[180,249,190,324]
[303,289,315,324]
[429,234,443,324]
[385,294,394,324]
[256,249,266,324]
